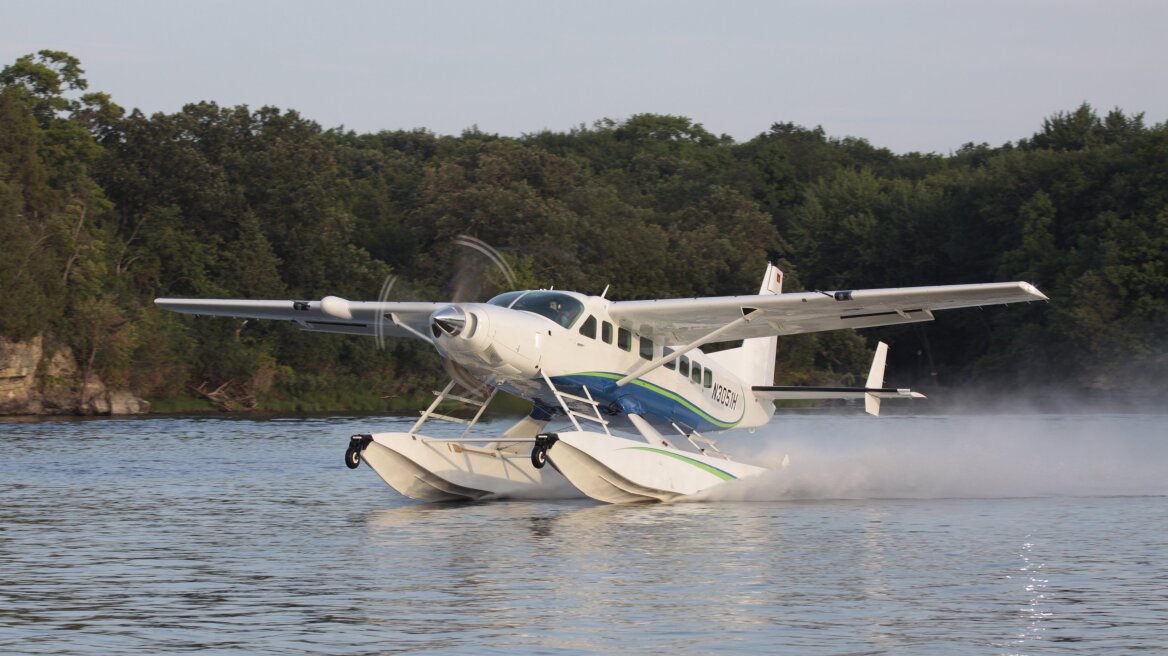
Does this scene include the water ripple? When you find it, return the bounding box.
[1,414,1166,654]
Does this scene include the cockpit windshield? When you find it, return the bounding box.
[487,290,585,329]
[486,291,526,308]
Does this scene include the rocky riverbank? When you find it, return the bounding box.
[0,335,149,416]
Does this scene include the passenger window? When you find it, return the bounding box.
[639,336,653,361]
[617,327,631,352]
[691,363,702,384]
[580,315,597,339]
[664,347,676,370]
[679,356,690,377]
[602,321,613,344]
[703,369,713,388]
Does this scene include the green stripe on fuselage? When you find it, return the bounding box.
[620,447,737,481]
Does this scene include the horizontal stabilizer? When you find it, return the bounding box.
[752,386,925,401]
[753,340,923,416]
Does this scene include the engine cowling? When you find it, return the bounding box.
[428,303,545,378]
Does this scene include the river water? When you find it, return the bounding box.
[1,412,1166,654]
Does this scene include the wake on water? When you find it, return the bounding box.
[689,412,1168,502]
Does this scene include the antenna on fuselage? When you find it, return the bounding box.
[600,284,610,299]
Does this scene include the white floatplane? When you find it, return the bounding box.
[156,263,1047,503]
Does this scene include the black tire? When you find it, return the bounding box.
[345,446,361,469]
[531,446,547,469]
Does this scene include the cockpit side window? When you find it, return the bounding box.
[508,291,585,329]
[580,315,597,339]
[664,347,676,370]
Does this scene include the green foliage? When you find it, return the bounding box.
[0,55,113,348]
[0,50,88,119]
[3,51,1166,411]
[776,331,874,386]
[0,172,57,338]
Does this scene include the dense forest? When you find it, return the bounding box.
[2,51,1165,414]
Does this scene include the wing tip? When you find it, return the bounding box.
[1020,282,1050,301]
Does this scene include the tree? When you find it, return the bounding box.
[998,190,1058,286]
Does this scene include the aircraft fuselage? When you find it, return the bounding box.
[429,291,773,433]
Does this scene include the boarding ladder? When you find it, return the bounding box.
[542,371,612,436]
[410,379,499,438]
[673,423,732,461]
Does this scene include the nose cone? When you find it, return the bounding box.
[431,304,467,338]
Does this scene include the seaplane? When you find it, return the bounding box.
[155,248,1047,504]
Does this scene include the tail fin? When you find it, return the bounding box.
[708,263,782,386]
[864,341,889,416]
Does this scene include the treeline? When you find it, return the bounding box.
[2,51,1165,412]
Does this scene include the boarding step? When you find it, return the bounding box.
[542,371,612,436]
[567,410,608,426]
[555,390,601,406]
[675,424,733,461]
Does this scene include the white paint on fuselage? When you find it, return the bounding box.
[431,292,774,431]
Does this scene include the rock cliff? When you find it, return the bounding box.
[0,335,150,416]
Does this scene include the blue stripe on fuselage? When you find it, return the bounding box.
[544,372,742,433]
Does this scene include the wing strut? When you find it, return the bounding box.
[389,312,435,345]
[615,308,764,387]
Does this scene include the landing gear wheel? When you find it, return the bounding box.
[530,433,558,470]
[531,445,547,469]
[345,446,361,469]
[346,434,372,470]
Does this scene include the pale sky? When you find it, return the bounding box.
[2,0,1165,153]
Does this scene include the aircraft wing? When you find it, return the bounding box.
[607,282,1048,344]
[154,296,443,340]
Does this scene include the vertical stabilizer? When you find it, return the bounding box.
[864,341,889,416]
[708,263,782,387]
[760,262,784,295]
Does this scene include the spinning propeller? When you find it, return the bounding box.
[374,235,518,397]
